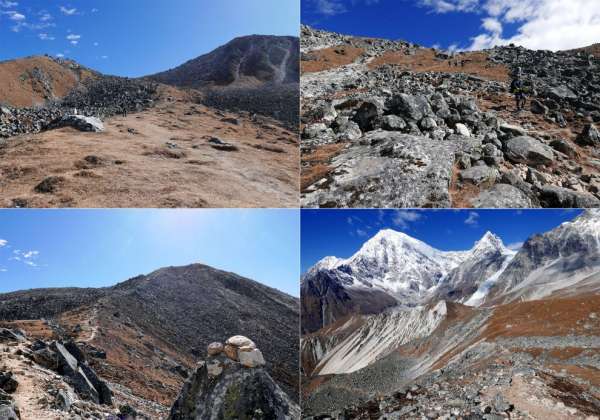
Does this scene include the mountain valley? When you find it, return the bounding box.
[301,210,600,418]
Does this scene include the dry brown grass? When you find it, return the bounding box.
[301,143,347,191]
[0,56,96,107]
[301,46,365,74]
[483,294,600,340]
[369,50,510,82]
[0,98,299,208]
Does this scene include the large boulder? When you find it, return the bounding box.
[387,93,432,121]
[470,184,534,208]
[539,186,600,208]
[168,355,299,420]
[504,136,554,166]
[51,115,105,132]
[576,124,600,146]
[459,165,499,186]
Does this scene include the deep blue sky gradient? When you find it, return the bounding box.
[302,0,519,50]
[0,0,300,77]
[0,209,300,296]
[301,209,583,273]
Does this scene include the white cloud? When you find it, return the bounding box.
[39,11,52,21]
[91,8,99,13]
[101,55,108,59]
[0,1,18,8]
[60,6,77,15]
[418,0,478,13]
[420,0,600,51]
[38,33,55,41]
[392,210,424,229]
[56,53,65,57]
[67,33,80,45]
[0,240,7,247]
[4,10,25,21]
[11,249,40,267]
[93,41,99,46]
[310,0,381,16]
[464,211,480,226]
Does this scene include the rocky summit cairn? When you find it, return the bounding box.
[168,335,299,420]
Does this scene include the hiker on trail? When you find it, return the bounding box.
[510,75,527,111]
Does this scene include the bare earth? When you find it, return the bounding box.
[0,97,299,208]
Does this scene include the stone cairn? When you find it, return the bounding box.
[205,335,266,377]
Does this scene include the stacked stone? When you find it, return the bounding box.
[207,335,266,369]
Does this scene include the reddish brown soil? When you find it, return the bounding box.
[0,319,56,340]
[0,97,299,208]
[483,294,600,340]
[0,56,95,107]
[301,46,365,74]
[369,50,510,82]
[301,142,347,192]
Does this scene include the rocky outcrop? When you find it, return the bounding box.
[301,26,600,208]
[168,337,299,420]
[0,77,157,138]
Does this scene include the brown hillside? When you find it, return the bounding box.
[0,56,96,107]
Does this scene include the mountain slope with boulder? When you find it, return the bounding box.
[0,263,299,418]
[301,25,600,208]
[302,211,600,418]
[0,35,300,208]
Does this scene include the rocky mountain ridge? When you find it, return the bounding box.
[301,25,600,208]
[0,263,299,418]
[302,210,600,333]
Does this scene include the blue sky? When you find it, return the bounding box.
[302,0,600,52]
[0,0,300,77]
[0,209,300,297]
[301,209,583,273]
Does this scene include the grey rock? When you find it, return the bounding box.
[576,123,600,146]
[530,99,548,115]
[51,115,104,132]
[168,355,299,420]
[539,186,600,208]
[459,166,499,186]
[336,121,362,141]
[381,115,406,131]
[470,184,533,208]
[303,131,480,208]
[504,136,554,166]
[388,93,432,121]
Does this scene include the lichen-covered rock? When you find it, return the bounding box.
[238,348,266,368]
[207,342,224,356]
[168,354,299,420]
[226,336,256,349]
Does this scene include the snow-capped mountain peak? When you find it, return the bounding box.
[471,231,510,256]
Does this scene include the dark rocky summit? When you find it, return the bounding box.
[150,35,300,128]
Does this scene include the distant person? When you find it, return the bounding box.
[510,76,527,111]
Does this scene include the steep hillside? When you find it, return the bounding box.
[149,35,300,127]
[150,35,299,88]
[302,211,600,418]
[301,25,600,208]
[0,55,97,108]
[303,295,600,418]
[0,263,299,418]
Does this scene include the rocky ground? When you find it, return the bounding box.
[300,25,600,208]
[0,50,299,208]
[0,86,298,208]
[302,294,600,419]
[0,266,299,419]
